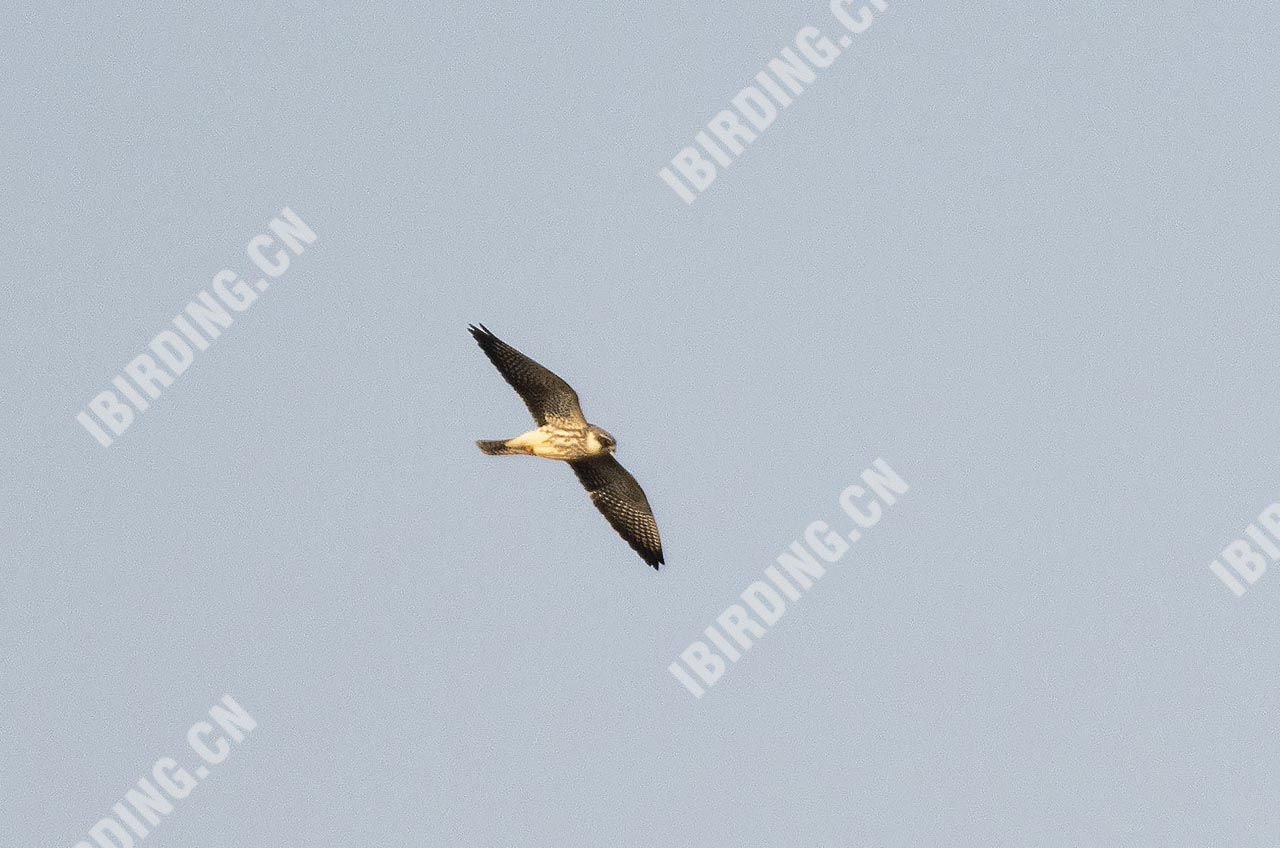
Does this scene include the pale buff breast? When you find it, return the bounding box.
[505,424,594,460]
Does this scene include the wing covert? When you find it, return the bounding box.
[468,324,585,426]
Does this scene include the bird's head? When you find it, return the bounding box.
[588,426,617,454]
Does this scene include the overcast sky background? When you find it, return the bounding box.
[5,1,1279,845]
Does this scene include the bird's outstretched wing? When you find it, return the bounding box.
[568,455,664,568]
[469,325,586,426]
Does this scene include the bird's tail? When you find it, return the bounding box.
[476,439,521,456]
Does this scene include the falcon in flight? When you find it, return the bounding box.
[469,324,664,569]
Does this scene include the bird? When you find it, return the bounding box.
[468,324,664,569]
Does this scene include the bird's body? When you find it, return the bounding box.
[479,423,613,461]
[468,324,664,568]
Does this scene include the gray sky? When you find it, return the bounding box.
[5,1,1280,845]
